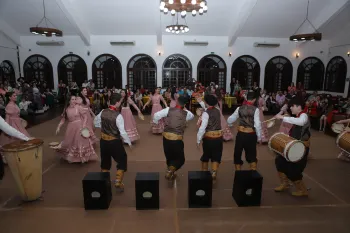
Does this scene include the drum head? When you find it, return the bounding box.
[266,120,275,128]
[2,139,44,152]
[332,123,344,134]
[81,128,90,138]
[286,142,305,162]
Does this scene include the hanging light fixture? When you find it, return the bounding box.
[30,0,63,37]
[165,12,189,34]
[289,0,321,42]
[159,0,208,17]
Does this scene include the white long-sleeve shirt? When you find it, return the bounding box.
[0,117,29,141]
[227,107,262,142]
[282,113,308,126]
[196,101,222,144]
[153,107,194,124]
[94,110,131,146]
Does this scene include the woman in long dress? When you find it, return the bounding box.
[256,89,269,143]
[0,92,30,151]
[55,95,98,163]
[143,87,168,134]
[169,87,179,108]
[276,99,292,134]
[120,89,141,143]
[77,88,98,144]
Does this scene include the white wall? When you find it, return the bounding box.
[0,33,20,79]
[18,35,337,94]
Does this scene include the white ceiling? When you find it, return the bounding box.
[0,0,349,41]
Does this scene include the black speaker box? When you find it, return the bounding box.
[188,171,212,208]
[135,172,159,210]
[82,172,112,210]
[232,170,263,207]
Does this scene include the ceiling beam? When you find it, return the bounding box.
[55,0,91,46]
[154,1,162,46]
[0,20,21,46]
[316,0,350,32]
[228,0,258,47]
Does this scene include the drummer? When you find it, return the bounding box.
[274,97,310,197]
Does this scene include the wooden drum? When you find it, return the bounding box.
[268,133,305,162]
[1,139,44,201]
[336,131,350,154]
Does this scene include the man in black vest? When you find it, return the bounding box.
[197,95,223,182]
[94,93,132,192]
[274,98,310,197]
[153,96,194,181]
[227,91,262,171]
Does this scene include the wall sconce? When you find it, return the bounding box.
[228,52,232,57]
[158,51,161,56]
[347,51,350,57]
[295,53,300,58]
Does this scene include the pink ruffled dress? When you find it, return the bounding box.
[121,97,140,142]
[77,96,98,144]
[170,94,178,108]
[0,102,30,146]
[151,94,165,134]
[278,104,293,134]
[56,105,98,163]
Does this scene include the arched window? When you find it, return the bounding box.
[58,54,87,87]
[325,56,347,93]
[92,54,122,89]
[197,55,227,89]
[127,54,156,91]
[297,57,324,91]
[23,55,54,88]
[231,55,260,89]
[162,54,192,88]
[264,56,293,93]
[0,60,16,86]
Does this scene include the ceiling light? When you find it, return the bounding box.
[289,0,322,42]
[159,0,208,17]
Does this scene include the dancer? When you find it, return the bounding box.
[55,95,98,163]
[153,96,194,181]
[169,86,179,108]
[0,92,31,163]
[274,98,310,197]
[197,95,223,182]
[277,99,292,134]
[94,93,132,191]
[77,88,98,144]
[120,89,141,143]
[143,87,168,134]
[227,91,262,170]
[256,88,269,144]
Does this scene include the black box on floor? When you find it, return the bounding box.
[232,170,263,207]
[188,171,212,208]
[135,172,160,210]
[82,172,112,210]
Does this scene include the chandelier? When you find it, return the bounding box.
[30,0,63,37]
[159,0,208,17]
[166,13,189,34]
[290,0,321,42]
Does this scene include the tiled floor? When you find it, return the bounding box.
[1,114,350,233]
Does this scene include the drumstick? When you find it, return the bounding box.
[262,114,289,123]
